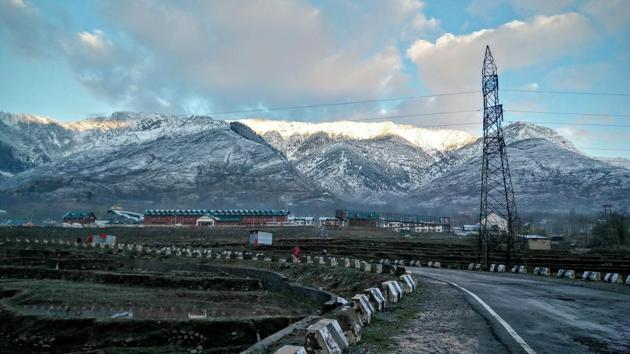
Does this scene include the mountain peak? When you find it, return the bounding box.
[239,119,477,152]
[504,121,578,152]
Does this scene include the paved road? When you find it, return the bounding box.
[411,267,630,354]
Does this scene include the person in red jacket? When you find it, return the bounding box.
[292,245,301,263]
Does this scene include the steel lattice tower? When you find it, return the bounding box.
[478,46,518,268]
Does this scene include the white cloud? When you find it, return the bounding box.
[544,63,610,91]
[77,30,108,50]
[407,13,596,92]
[581,0,630,32]
[403,13,596,133]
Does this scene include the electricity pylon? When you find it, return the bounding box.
[478,46,519,268]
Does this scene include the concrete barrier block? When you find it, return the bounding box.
[556,269,565,278]
[533,267,541,275]
[380,281,400,303]
[497,264,506,272]
[399,275,414,293]
[433,261,441,268]
[319,318,349,350]
[610,273,621,283]
[371,264,383,274]
[518,266,527,274]
[564,270,575,279]
[490,264,497,272]
[274,345,308,354]
[475,263,482,271]
[427,261,433,267]
[541,267,551,276]
[334,307,363,344]
[625,275,630,285]
[582,271,591,281]
[305,320,343,354]
[361,261,371,273]
[589,272,601,281]
[468,263,475,271]
[344,258,351,268]
[351,295,374,324]
[354,259,362,269]
[391,281,404,300]
[604,273,612,282]
[364,287,385,311]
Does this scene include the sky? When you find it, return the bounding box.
[0,0,629,158]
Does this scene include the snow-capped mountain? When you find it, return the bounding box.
[412,136,630,214]
[241,119,475,202]
[239,119,476,158]
[1,112,628,217]
[0,112,328,214]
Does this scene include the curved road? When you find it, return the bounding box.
[411,267,630,354]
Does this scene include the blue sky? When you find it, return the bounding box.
[0,0,629,157]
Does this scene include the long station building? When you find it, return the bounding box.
[335,209,450,233]
[143,209,290,226]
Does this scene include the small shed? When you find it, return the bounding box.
[196,215,218,227]
[63,210,96,225]
[87,234,117,246]
[520,235,551,250]
[249,230,272,246]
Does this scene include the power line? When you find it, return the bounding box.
[503,89,630,97]
[577,147,630,152]
[506,110,630,118]
[201,89,630,116]
[506,120,630,128]
[343,109,480,122]
[207,90,481,115]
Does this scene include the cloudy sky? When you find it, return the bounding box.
[0,0,629,157]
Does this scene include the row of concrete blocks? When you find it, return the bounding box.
[274,275,417,354]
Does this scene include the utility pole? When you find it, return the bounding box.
[478,46,519,268]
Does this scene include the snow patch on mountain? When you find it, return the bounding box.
[239,119,477,154]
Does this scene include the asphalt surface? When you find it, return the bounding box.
[411,267,630,354]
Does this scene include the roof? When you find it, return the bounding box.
[520,234,549,240]
[336,209,449,224]
[63,210,95,219]
[144,209,290,217]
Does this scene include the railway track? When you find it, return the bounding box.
[255,238,630,274]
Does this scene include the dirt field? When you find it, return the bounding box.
[0,235,393,353]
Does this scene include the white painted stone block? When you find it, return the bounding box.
[351,294,374,324]
[468,263,475,271]
[319,318,349,350]
[305,321,342,354]
[381,281,400,303]
[540,267,550,276]
[274,345,307,354]
[564,270,575,279]
[604,273,612,282]
[497,264,506,272]
[344,258,351,268]
[335,307,363,344]
[533,267,541,275]
[556,269,565,278]
[427,261,433,267]
[589,272,601,281]
[364,287,385,311]
[610,273,621,283]
[433,261,441,268]
[582,271,591,280]
[399,275,414,293]
[361,261,371,273]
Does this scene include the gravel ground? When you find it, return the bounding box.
[352,278,508,354]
